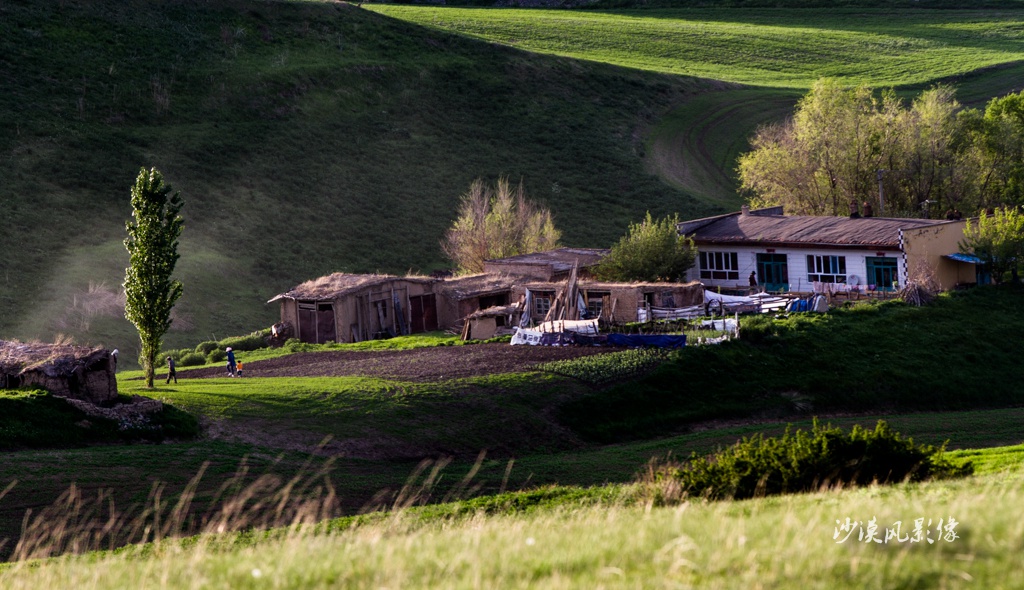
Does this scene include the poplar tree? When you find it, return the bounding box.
[123,167,184,388]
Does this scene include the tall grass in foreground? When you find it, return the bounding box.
[2,470,1023,589]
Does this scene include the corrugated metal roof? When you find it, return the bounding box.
[944,252,984,264]
[685,213,952,248]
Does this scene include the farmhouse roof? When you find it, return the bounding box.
[268,273,433,302]
[484,248,609,272]
[436,273,518,300]
[679,209,954,249]
[520,279,704,291]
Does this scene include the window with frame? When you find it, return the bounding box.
[806,255,847,283]
[699,251,740,280]
[586,292,609,318]
[534,293,553,316]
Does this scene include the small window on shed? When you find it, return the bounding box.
[535,292,554,316]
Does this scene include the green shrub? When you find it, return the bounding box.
[738,314,779,344]
[207,349,227,363]
[284,338,319,353]
[219,330,270,352]
[195,340,219,355]
[648,420,972,502]
[178,352,207,367]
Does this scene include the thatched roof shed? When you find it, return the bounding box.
[268,273,434,302]
[436,273,519,301]
[0,340,118,404]
[483,248,609,281]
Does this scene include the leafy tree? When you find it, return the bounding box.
[442,177,560,274]
[595,212,695,282]
[737,80,1006,218]
[123,168,184,388]
[960,207,1024,283]
[739,79,902,216]
[971,91,1024,208]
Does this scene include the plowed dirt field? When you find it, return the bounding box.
[184,343,619,381]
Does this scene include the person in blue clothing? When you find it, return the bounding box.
[226,347,237,377]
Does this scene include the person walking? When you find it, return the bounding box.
[166,356,177,384]
[236,360,244,378]
[226,347,237,377]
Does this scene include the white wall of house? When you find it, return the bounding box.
[687,246,907,293]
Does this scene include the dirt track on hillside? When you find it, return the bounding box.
[182,343,618,382]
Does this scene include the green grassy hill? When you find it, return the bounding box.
[0,0,716,358]
[5,1,1024,363]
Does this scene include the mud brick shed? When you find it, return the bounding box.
[0,340,118,404]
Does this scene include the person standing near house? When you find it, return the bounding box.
[749,271,757,287]
[226,347,237,377]
[166,356,177,384]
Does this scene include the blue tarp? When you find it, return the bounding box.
[944,253,984,264]
[606,334,687,349]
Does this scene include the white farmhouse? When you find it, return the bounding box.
[679,206,981,293]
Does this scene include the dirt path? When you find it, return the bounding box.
[182,343,619,382]
[646,89,798,205]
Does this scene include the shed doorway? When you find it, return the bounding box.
[298,302,337,344]
[409,294,438,333]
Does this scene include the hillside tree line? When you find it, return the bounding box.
[738,79,1024,219]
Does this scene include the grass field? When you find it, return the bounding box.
[367,7,1024,89]
[2,447,1023,588]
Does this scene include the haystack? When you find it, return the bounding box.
[0,340,118,404]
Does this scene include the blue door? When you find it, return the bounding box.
[756,254,789,292]
[866,257,898,291]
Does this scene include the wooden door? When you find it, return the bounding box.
[298,303,317,343]
[408,294,438,333]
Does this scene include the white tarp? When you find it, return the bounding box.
[704,291,760,304]
[510,328,543,346]
[699,318,738,331]
[704,290,791,314]
[535,319,599,335]
[638,305,705,322]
